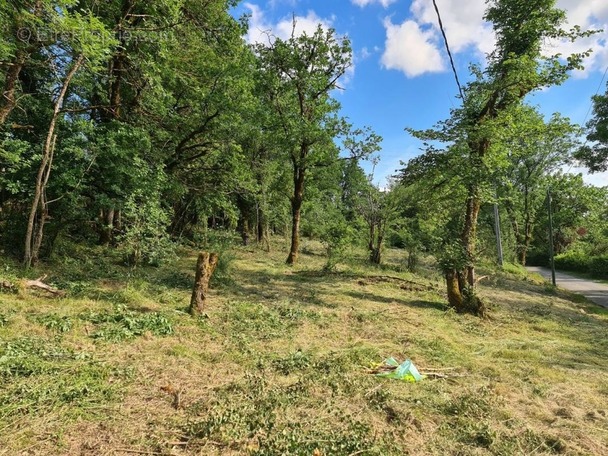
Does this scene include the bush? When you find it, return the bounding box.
[118,192,176,267]
[554,251,590,273]
[589,256,608,279]
[319,219,354,271]
[553,252,608,279]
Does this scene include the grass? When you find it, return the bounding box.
[0,239,607,455]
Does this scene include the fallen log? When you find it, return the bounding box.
[24,275,65,296]
[1,275,65,297]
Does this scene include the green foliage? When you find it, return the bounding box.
[192,228,238,287]
[437,242,468,273]
[0,337,85,378]
[0,337,128,426]
[576,82,608,172]
[81,305,173,342]
[554,252,608,279]
[183,372,391,455]
[501,262,527,277]
[320,217,354,271]
[118,191,176,267]
[34,314,73,333]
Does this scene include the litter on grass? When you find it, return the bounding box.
[372,357,423,382]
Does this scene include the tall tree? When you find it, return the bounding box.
[255,24,351,265]
[499,107,577,265]
[408,0,592,315]
[576,82,608,172]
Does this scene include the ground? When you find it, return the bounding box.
[0,239,607,455]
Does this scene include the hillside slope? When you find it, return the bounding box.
[1,243,607,455]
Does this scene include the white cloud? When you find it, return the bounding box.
[268,0,297,9]
[381,18,445,77]
[380,0,608,78]
[409,0,494,56]
[274,11,334,40]
[352,0,397,8]
[244,3,334,45]
[360,47,372,60]
[568,166,608,187]
[582,170,608,187]
[547,0,608,77]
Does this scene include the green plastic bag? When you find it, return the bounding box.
[376,357,423,382]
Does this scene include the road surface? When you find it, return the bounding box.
[526,266,608,309]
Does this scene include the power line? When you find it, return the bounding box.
[581,63,608,128]
[432,0,464,101]
[565,63,608,175]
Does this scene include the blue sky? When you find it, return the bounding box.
[233,0,608,187]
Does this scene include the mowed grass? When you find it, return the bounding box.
[0,240,607,455]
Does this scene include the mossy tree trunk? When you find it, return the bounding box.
[189,252,219,316]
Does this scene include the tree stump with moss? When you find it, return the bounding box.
[189,252,219,316]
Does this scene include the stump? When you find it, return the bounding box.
[189,252,219,316]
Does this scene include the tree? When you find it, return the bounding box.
[255,24,352,265]
[21,3,116,266]
[498,107,578,265]
[576,82,608,172]
[407,0,591,315]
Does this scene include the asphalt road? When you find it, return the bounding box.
[526,266,608,309]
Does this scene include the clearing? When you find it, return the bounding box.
[1,241,607,455]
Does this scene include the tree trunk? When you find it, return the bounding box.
[445,269,463,309]
[0,52,26,126]
[30,135,57,264]
[444,184,486,316]
[370,230,383,264]
[99,207,115,245]
[462,190,481,287]
[189,252,219,316]
[241,217,250,246]
[24,55,84,267]
[286,196,302,264]
[368,222,375,253]
[256,205,270,252]
[286,160,305,265]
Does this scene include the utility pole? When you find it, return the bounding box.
[493,201,504,267]
[547,189,556,286]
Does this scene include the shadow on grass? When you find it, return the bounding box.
[344,290,447,312]
[225,267,345,309]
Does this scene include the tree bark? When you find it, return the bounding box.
[189,252,219,316]
[370,229,383,264]
[241,217,250,246]
[99,207,116,245]
[256,204,270,252]
[445,269,463,309]
[24,55,84,267]
[286,194,302,264]
[462,187,481,287]
[0,51,26,126]
[286,156,306,265]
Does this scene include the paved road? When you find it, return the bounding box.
[526,266,608,309]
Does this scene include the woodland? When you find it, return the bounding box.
[1,1,608,454]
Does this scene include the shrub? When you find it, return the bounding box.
[552,252,608,279]
[554,251,590,273]
[319,219,354,271]
[589,256,608,279]
[118,192,176,267]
